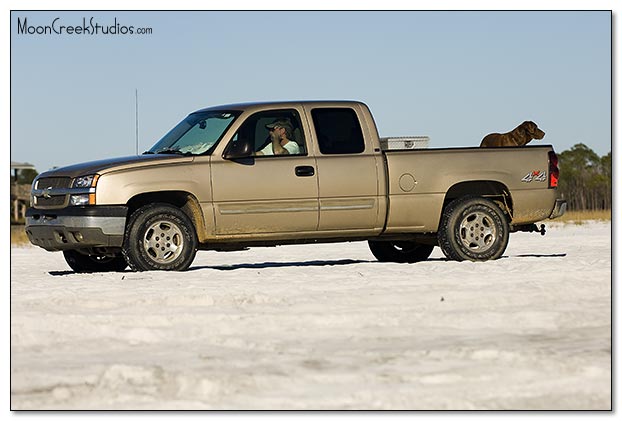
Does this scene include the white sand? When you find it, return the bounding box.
[10,222,611,410]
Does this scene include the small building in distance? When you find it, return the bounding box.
[11,161,36,223]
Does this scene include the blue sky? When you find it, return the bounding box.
[10,10,611,173]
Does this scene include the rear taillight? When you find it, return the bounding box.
[548,151,559,188]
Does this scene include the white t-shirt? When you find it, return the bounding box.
[259,140,300,156]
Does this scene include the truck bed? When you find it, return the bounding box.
[382,145,558,232]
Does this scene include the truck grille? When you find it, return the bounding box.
[34,196,68,207]
[33,177,72,209]
[36,177,72,189]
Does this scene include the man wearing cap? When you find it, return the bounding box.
[256,119,301,156]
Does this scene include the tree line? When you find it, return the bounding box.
[557,143,611,211]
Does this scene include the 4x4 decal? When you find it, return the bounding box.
[522,170,547,183]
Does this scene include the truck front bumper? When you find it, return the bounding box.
[549,199,567,219]
[25,206,128,252]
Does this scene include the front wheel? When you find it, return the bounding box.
[368,240,435,263]
[123,203,198,271]
[438,196,509,262]
[63,250,128,273]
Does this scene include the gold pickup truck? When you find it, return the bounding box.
[26,101,566,272]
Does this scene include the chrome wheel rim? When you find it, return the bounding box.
[143,220,184,263]
[459,211,497,253]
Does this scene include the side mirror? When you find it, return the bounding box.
[223,138,254,160]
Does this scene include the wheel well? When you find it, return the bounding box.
[126,191,208,242]
[443,181,513,218]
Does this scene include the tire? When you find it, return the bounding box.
[63,250,128,273]
[122,203,198,271]
[438,196,509,262]
[368,240,435,263]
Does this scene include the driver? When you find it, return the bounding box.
[256,119,300,156]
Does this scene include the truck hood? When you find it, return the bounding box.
[38,154,194,179]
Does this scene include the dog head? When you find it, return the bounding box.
[521,121,545,141]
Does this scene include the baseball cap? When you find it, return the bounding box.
[265,119,294,132]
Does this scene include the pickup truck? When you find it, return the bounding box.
[25,100,567,272]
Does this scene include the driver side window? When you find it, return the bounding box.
[233,109,307,157]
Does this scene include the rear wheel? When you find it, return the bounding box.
[123,203,198,271]
[438,196,509,261]
[63,250,128,273]
[368,240,434,263]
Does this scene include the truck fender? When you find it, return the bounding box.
[126,191,209,243]
[441,180,513,225]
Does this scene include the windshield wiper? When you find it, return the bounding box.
[155,148,193,156]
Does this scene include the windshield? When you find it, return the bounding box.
[146,111,240,155]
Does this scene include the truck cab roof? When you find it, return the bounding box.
[194,100,368,114]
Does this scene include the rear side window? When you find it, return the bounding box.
[311,108,365,155]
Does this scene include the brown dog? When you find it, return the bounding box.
[480,121,545,147]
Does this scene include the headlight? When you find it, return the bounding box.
[70,174,99,206]
[70,194,91,206]
[72,174,99,188]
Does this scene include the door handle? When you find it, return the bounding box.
[295,166,315,177]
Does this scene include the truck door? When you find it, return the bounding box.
[306,105,383,232]
[210,108,319,235]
